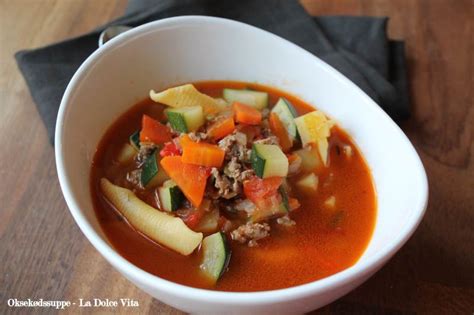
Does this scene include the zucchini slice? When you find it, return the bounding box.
[140,150,159,187]
[251,144,288,178]
[271,98,298,140]
[158,180,184,212]
[100,178,203,256]
[222,88,268,110]
[140,151,169,188]
[165,106,204,133]
[129,130,140,151]
[200,232,231,283]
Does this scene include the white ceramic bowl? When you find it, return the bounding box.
[55,16,428,314]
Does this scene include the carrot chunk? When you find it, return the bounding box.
[160,156,211,207]
[207,116,235,140]
[179,134,195,149]
[182,142,225,168]
[140,115,172,144]
[233,102,262,125]
[269,112,292,152]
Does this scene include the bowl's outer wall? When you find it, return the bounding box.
[56,17,428,314]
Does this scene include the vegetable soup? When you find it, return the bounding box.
[91,81,376,291]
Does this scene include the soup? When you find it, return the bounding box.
[91,81,376,291]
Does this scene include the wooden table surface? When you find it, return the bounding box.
[1,0,472,314]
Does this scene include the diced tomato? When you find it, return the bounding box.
[218,215,227,228]
[140,115,172,144]
[182,208,206,229]
[243,176,286,216]
[180,199,210,229]
[159,141,181,157]
[243,176,283,204]
[237,125,261,142]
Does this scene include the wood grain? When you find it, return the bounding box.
[1,0,472,314]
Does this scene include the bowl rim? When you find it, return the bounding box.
[55,15,428,304]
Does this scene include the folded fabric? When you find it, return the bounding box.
[15,0,410,145]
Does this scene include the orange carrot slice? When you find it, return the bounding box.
[269,112,292,152]
[233,102,262,125]
[160,156,211,207]
[207,116,235,140]
[179,134,195,149]
[140,115,172,144]
[182,142,225,168]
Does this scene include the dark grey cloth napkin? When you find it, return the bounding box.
[15,0,410,145]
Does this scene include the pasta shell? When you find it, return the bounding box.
[150,84,226,114]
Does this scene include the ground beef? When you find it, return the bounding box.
[218,131,251,162]
[233,199,256,216]
[254,135,279,145]
[165,122,181,137]
[239,169,255,181]
[223,157,241,178]
[231,222,270,247]
[136,143,157,166]
[210,157,256,200]
[188,131,207,142]
[126,169,142,188]
[276,215,296,227]
[224,157,255,182]
[211,167,240,199]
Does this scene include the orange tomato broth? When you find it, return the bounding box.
[90,81,377,292]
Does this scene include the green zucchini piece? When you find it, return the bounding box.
[271,98,298,140]
[147,167,170,188]
[129,130,140,151]
[200,232,231,283]
[222,88,268,110]
[140,150,159,187]
[165,106,204,133]
[158,180,184,212]
[251,144,288,178]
